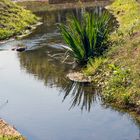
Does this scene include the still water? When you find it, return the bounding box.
[0,2,140,140]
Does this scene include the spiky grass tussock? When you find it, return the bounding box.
[59,11,112,64]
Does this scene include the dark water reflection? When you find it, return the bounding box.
[62,82,97,111]
[0,2,140,140]
[17,5,116,112]
[17,6,111,112]
[18,47,97,112]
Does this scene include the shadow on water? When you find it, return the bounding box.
[62,81,98,111]
[18,48,98,112]
[18,46,72,88]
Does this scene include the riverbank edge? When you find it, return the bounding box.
[0,119,25,140]
[0,21,42,45]
[0,0,40,43]
[81,0,140,118]
[17,1,112,13]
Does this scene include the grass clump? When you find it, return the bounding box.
[0,136,25,140]
[59,12,112,64]
[102,34,140,109]
[84,57,108,76]
[84,0,140,113]
[103,64,132,104]
[102,0,140,109]
[0,0,38,40]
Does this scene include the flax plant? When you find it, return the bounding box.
[59,11,112,64]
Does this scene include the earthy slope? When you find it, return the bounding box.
[0,0,38,40]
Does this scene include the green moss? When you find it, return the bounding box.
[0,0,38,40]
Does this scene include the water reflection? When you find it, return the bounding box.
[16,5,117,112]
[62,81,98,111]
[18,47,98,112]
[18,45,140,139]
[24,6,116,49]
[0,6,116,51]
[18,47,71,88]
[34,6,114,34]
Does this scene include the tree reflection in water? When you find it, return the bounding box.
[62,81,98,112]
[17,6,114,112]
[18,47,98,112]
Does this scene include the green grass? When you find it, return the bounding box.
[0,0,38,40]
[101,33,140,108]
[83,57,108,76]
[0,136,25,140]
[84,0,140,112]
[107,0,140,36]
[59,12,112,64]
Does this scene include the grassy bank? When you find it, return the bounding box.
[84,0,140,113]
[0,136,25,140]
[0,0,38,40]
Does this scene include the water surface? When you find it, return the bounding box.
[0,3,140,140]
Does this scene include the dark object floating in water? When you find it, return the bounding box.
[11,46,27,52]
[16,47,26,52]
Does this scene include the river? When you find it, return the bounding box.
[0,2,140,140]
